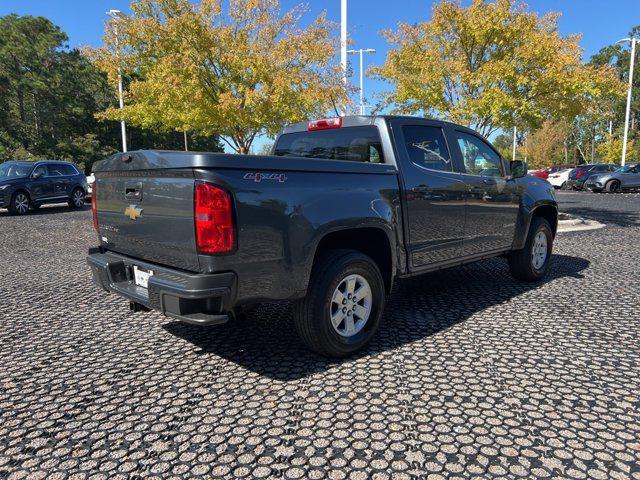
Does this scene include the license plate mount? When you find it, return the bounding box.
[133,266,153,289]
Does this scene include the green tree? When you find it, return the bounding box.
[373,0,624,137]
[0,14,223,172]
[89,0,347,154]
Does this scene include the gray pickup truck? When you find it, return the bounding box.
[88,116,557,357]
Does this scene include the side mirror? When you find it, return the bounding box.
[510,160,527,179]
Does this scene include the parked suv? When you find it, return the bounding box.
[585,163,640,192]
[566,163,618,190]
[0,160,88,215]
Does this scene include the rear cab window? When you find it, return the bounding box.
[274,126,385,163]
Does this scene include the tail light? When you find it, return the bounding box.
[92,181,98,231]
[308,117,342,131]
[195,181,234,254]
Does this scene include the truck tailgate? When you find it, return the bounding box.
[94,160,199,271]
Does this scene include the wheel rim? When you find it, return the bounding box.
[15,194,28,214]
[73,190,84,207]
[611,182,619,193]
[531,231,548,271]
[330,274,372,337]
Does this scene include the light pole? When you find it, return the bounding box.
[107,9,127,152]
[347,48,376,115]
[512,125,517,161]
[340,0,348,111]
[616,37,637,166]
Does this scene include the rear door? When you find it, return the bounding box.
[94,153,200,272]
[389,119,467,268]
[48,163,71,198]
[449,129,520,256]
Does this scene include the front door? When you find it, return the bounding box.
[29,164,53,201]
[390,120,467,269]
[450,130,520,256]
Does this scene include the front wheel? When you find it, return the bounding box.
[294,250,385,357]
[9,191,30,215]
[69,188,85,209]
[508,217,553,282]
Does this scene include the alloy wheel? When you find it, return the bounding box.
[330,274,373,337]
[531,231,548,271]
[73,190,85,207]
[14,193,29,214]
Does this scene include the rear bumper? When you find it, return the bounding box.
[87,248,236,325]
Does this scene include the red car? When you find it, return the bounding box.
[531,164,578,180]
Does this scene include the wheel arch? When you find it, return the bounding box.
[513,202,558,250]
[309,227,395,295]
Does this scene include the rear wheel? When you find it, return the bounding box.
[9,191,30,215]
[69,188,85,209]
[605,180,620,193]
[508,217,553,282]
[294,249,385,357]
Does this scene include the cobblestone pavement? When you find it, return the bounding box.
[1,192,639,480]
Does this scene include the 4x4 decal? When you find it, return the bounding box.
[243,172,287,183]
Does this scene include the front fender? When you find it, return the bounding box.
[512,176,558,250]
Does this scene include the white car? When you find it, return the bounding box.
[86,173,95,200]
[547,168,572,189]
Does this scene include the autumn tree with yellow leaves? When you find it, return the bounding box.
[90,0,347,154]
[373,0,624,138]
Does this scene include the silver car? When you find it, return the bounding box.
[586,164,640,193]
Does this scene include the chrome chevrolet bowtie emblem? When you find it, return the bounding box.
[124,205,143,220]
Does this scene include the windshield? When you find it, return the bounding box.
[0,162,32,179]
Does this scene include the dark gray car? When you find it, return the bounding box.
[0,160,88,215]
[585,163,640,192]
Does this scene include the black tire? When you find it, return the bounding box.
[293,249,385,357]
[8,191,30,215]
[560,182,568,190]
[508,217,553,282]
[605,180,620,193]
[69,187,85,209]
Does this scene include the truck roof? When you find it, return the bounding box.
[281,115,476,136]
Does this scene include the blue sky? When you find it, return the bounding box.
[2,0,638,150]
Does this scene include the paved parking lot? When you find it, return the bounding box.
[1,191,639,479]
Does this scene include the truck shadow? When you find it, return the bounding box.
[164,254,589,381]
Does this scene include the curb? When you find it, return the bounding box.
[557,212,605,233]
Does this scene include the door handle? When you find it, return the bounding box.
[412,185,431,193]
[125,182,143,200]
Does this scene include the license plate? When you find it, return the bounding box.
[133,266,153,289]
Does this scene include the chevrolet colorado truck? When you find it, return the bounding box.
[87,116,557,357]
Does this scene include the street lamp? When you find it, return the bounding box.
[616,37,637,166]
[340,0,347,88]
[347,48,376,115]
[107,9,128,152]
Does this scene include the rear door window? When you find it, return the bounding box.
[274,126,384,163]
[48,164,64,176]
[400,125,452,172]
